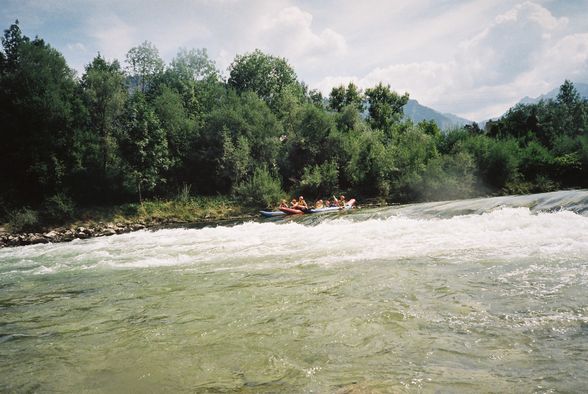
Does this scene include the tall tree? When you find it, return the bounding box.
[81,54,127,175]
[0,21,80,205]
[170,48,219,82]
[329,82,364,113]
[125,41,164,93]
[557,80,581,108]
[329,85,346,112]
[365,83,409,131]
[228,49,299,112]
[119,93,170,202]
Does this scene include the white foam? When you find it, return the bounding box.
[1,206,587,277]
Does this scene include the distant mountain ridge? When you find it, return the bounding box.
[384,82,587,131]
[518,82,588,105]
[403,99,472,130]
[479,81,588,129]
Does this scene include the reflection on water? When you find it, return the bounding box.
[1,190,588,392]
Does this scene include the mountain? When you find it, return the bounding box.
[403,99,472,130]
[518,82,588,105]
[478,81,588,129]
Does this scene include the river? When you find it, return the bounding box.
[1,190,587,392]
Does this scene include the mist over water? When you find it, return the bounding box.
[1,190,587,392]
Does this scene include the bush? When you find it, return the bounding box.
[300,161,339,198]
[8,208,40,233]
[176,183,192,203]
[233,166,285,209]
[42,193,75,224]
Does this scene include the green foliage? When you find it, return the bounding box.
[196,89,282,193]
[119,92,171,201]
[282,103,337,183]
[329,82,364,113]
[219,130,251,187]
[80,54,127,186]
[228,49,300,113]
[233,167,285,209]
[2,20,587,221]
[365,83,409,131]
[170,47,219,82]
[416,152,477,201]
[300,161,339,198]
[519,140,554,182]
[346,130,394,197]
[42,193,75,224]
[467,137,521,191]
[176,183,192,203]
[125,41,164,93]
[389,126,439,201]
[557,79,581,107]
[0,21,80,205]
[7,207,40,233]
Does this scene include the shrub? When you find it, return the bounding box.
[300,161,339,198]
[8,208,40,233]
[233,166,285,209]
[42,193,75,224]
[176,183,192,203]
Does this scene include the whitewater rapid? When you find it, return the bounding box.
[1,190,587,392]
[2,199,587,276]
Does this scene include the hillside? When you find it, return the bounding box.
[403,99,472,130]
[518,82,588,105]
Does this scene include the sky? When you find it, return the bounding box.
[1,0,587,121]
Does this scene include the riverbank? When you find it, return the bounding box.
[0,197,259,248]
[0,196,387,248]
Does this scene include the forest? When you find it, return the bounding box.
[1,21,588,229]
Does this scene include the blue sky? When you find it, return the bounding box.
[1,0,587,120]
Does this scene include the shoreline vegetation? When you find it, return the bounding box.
[0,197,256,248]
[2,21,587,248]
[0,196,385,248]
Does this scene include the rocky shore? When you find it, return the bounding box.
[0,212,260,248]
[0,222,148,248]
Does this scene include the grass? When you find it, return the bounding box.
[77,196,257,226]
[1,196,259,235]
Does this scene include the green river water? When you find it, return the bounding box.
[1,190,588,392]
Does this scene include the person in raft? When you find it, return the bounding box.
[333,195,347,208]
[314,199,324,209]
[296,196,309,212]
[279,199,288,209]
[290,198,298,208]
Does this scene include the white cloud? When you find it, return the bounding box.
[259,6,347,62]
[315,1,587,120]
[67,42,86,52]
[3,0,587,119]
[88,15,136,63]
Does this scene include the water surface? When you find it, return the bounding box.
[1,190,587,392]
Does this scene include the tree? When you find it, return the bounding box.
[557,80,580,108]
[329,82,364,113]
[193,90,282,194]
[365,83,409,131]
[345,83,364,112]
[282,103,337,184]
[119,93,170,202]
[81,54,127,175]
[166,47,221,117]
[329,85,346,112]
[151,85,199,190]
[228,49,299,112]
[0,21,80,205]
[125,41,164,93]
[170,47,219,82]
